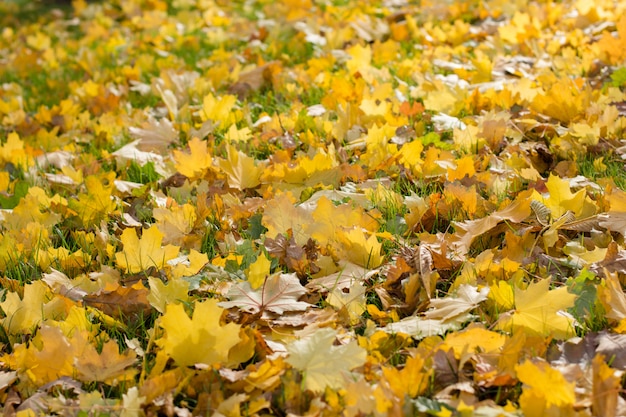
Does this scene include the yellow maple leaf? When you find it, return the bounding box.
[0,132,32,169]
[74,336,137,384]
[440,326,507,358]
[488,280,515,311]
[4,325,77,387]
[1,284,45,334]
[262,192,312,245]
[592,354,622,417]
[69,172,118,227]
[597,272,626,324]
[115,225,180,274]
[172,137,213,181]
[336,228,384,268]
[286,327,366,393]
[447,155,476,182]
[147,276,190,314]
[346,43,371,76]
[530,78,591,123]
[171,249,209,279]
[246,253,272,289]
[37,246,89,272]
[217,144,262,190]
[224,124,252,143]
[516,360,575,415]
[381,355,432,399]
[308,196,379,247]
[157,299,241,367]
[153,203,198,246]
[531,174,596,220]
[199,93,238,128]
[47,305,97,339]
[398,139,424,176]
[495,279,577,339]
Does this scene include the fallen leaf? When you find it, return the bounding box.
[218,144,263,190]
[219,273,311,315]
[115,225,180,274]
[495,279,577,339]
[286,327,366,392]
[83,282,152,321]
[157,299,241,368]
[75,337,137,384]
[516,360,575,415]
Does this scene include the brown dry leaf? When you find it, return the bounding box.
[83,282,152,321]
[265,234,320,277]
[453,198,531,255]
[592,354,622,417]
[228,62,281,100]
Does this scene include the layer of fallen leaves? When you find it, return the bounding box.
[2,0,626,415]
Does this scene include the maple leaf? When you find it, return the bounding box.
[308,195,379,248]
[336,228,384,268]
[381,355,432,399]
[327,282,366,325]
[74,337,137,384]
[228,62,280,100]
[153,203,199,246]
[199,93,238,127]
[112,140,165,172]
[286,327,366,392]
[0,132,32,169]
[592,354,623,417]
[157,299,241,367]
[423,284,490,323]
[495,279,577,339]
[128,117,178,153]
[531,174,596,220]
[246,253,272,289]
[4,325,77,387]
[147,276,190,314]
[171,249,209,279]
[516,360,575,415]
[382,316,463,339]
[121,387,146,417]
[597,272,626,324]
[262,192,313,246]
[83,281,152,321]
[264,233,320,277]
[598,211,626,237]
[69,172,119,227]
[217,144,263,190]
[0,281,59,335]
[342,376,379,417]
[115,225,180,274]
[453,197,531,255]
[171,137,214,181]
[219,273,311,315]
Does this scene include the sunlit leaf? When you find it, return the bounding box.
[115,225,180,274]
[286,328,366,392]
[157,300,241,367]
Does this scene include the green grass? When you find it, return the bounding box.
[576,151,626,190]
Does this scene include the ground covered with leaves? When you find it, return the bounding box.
[2,0,626,415]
